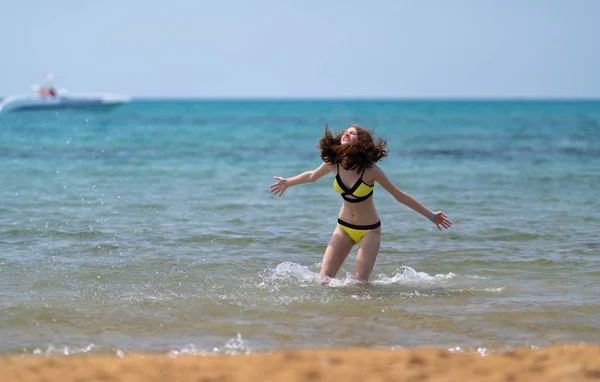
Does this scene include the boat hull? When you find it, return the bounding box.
[0,94,131,114]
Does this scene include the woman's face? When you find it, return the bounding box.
[341,127,359,145]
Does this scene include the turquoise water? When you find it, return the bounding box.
[0,100,599,356]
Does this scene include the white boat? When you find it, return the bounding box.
[0,84,131,114]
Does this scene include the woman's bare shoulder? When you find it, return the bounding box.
[362,164,379,183]
[325,162,336,172]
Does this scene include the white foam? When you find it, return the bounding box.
[167,333,249,357]
[483,287,505,293]
[466,275,488,279]
[32,344,96,356]
[264,262,455,288]
[372,266,455,286]
[259,261,326,287]
[224,333,250,355]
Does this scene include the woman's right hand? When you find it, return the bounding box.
[270,176,289,197]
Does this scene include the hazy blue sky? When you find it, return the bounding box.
[2,0,599,98]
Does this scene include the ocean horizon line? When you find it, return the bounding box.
[1,96,600,103]
[108,96,600,102]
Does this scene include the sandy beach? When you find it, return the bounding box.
[2,344,600,382]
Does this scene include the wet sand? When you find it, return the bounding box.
[3,344,600,381]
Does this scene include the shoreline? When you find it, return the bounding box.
[3,344,600,381]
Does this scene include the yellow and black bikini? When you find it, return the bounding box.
[333,163,381,244]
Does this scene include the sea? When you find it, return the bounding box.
[0,99,598,357]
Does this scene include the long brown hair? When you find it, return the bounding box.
[319,124,388,173]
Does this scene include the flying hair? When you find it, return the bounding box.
[318,124,389,173]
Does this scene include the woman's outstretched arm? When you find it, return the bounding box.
[270,162,331,197]
[371,165,452,230]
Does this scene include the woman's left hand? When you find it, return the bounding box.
[432,211,452,230]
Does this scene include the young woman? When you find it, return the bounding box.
[270,125,452,282]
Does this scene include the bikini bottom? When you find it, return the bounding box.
[337,218,381,244]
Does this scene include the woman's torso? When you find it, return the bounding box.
[329,163,380,225]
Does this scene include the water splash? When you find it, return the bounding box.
[268,261,322,283]
[32,344,96,356]
[167,344,201,358]
[372,266,455,286]
[261,262,455,288]
[167,333,250,357]
[257,261,328,293]
[223,333,250,355]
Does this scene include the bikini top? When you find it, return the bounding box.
[333,163,374,203]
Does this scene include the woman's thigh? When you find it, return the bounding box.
[354,228,381,281]
[320,225,355,278]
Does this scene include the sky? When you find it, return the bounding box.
[1,0,599,99]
